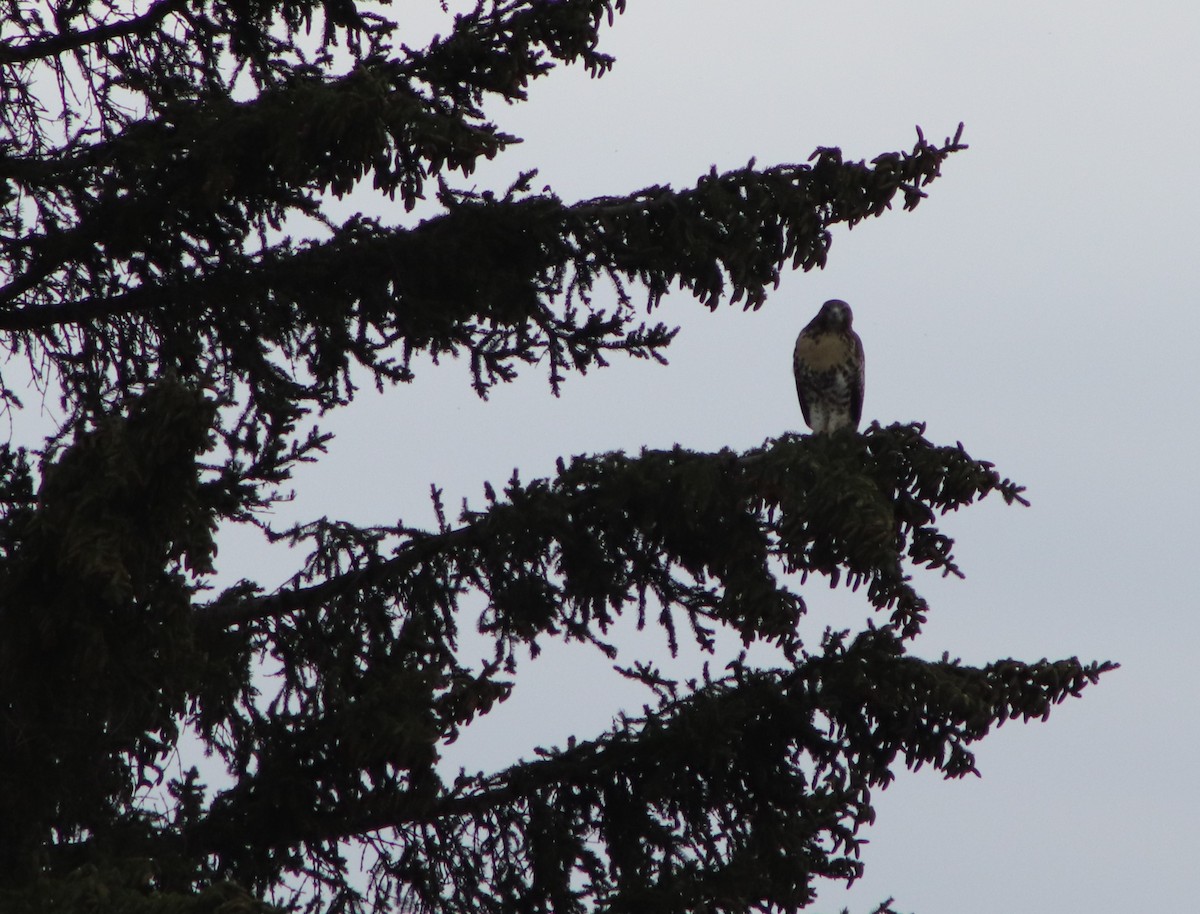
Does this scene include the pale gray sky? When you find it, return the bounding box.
[211,1,1200,911]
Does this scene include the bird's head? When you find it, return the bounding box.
[818,299,854,329]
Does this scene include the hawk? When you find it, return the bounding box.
[793,299,865,434]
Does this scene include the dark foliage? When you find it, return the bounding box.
[0,2,1111,913]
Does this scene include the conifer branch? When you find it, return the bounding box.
[0,0,189,65]
[196,426,1024,650]
[182,631,1115,911]
[0,133,964,412]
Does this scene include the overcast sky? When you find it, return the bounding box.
[205,1,1200,911]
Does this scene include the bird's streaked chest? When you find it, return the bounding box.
[795,332,857,371]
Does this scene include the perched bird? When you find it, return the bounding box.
[793,299,865,434]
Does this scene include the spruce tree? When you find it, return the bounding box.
[0,2,1112,912]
